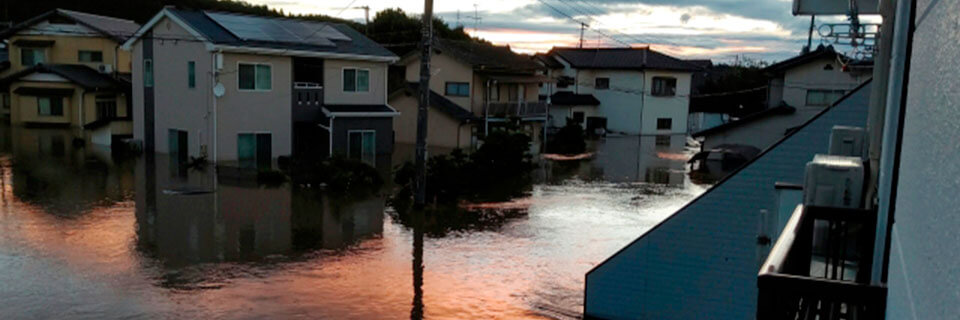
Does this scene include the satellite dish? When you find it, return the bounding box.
[213,83,226,98]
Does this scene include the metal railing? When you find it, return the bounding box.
[294,82,324,107]
[486,101,548,118]
[757,205,886,320]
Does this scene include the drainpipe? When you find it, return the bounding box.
[212,50,222,166]
[328,115,335,157]
[864,0,898,207]
[79,89,85,131]
[871,0,916,286]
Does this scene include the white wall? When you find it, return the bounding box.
[324,59,388,106]
[886,0,960,318]
[217,52,293,163]
[781,57,869,110]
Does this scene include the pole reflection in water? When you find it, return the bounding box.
[411,208,425,320]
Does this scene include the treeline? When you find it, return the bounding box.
[1,1,475,55]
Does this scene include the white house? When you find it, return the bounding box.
[539,47,700,151]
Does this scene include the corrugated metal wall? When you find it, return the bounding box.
[584,82,872,320]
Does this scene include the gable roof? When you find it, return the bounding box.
[0,9,140,43]
[0,64,126,91]
[397,82,478,122]
[434,39,543,73]
[764,45,843,74]
[123,8,396,62]
[533,53,564,69]
[550,47,701,72]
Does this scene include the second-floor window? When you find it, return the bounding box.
[96,96,117,120]
[806,89,845,106]
[651,77,677,96]
[343,68,369,93]
[239,63,272,91]
[144,59,154,88]
[187,61,196,89]
[595,77,610,89]
[445,82,470,97]
[21,48,45,66]
[78,50,103,63]
[657,118,672,130]
[37,96,63,116]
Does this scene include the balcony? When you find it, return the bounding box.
[486,101,548,119]
[293,82,324,122]
[758,205,887,320]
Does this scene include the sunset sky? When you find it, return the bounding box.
[247,0,877,63]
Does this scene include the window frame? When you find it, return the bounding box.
[237,62,273,92]
[95,96,118,120]
[36,96,64,116]
[651,76,677,97]
[237,132,273,169]
[595,77,610,90]
[656,118,672,130]
[20,47,45,67]
[655,135,671,147]
[143,59,154,88]
[444,82,470,97]
[347,129,377,165]
[342,67,371,93]
[187,61,196,89]
[78,50,103,63]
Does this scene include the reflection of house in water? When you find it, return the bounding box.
[135,156,384,266]
[4,125,135,215]
[544,135,686,186]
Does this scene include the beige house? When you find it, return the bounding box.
[0,9,139,146]
[390,39,548,153]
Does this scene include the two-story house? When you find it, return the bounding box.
[389,39,548,154]
[122,8,398,169]
[542,47,700,151]
[692,45,872,151]
[0,9,139,146]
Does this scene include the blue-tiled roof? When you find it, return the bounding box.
[167,9,395,59]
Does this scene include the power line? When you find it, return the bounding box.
[534,0,633,47]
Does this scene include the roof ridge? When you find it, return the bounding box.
[57,9,137,24]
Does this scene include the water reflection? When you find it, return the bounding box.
[541,135,688,186]
[0,124,707,319]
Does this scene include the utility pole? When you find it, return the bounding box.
[579,22,589,48]
[466,4,482,38]
[355,6,370,34]
[414,0,434,208]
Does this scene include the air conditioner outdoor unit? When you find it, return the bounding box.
[98,64,113,73]
[828,125,866,159]
[803,154,864,208]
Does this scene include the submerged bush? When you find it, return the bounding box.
[548,120,587,155]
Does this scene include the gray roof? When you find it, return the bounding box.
[0,9,139,42]
[692,104,797,137]
[166,9,396,59]
[0,64,126,91]
[550,47,701,72]
[433,39,543,73]
[402,82,478,122]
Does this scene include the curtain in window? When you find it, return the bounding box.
[38,97,51,115]
[357,70,369,92]
[256,65,271,90]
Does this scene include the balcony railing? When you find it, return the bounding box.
[293,82,324,122]
[758,205,887,320]
[486,101,548,119]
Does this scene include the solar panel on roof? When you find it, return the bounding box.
[205,12,348,47]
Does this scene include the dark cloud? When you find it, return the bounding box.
[680,13,692,24]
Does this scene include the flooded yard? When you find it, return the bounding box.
[0,127,706,319]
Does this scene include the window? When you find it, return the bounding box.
[96,97,117,120]
[655,135,671,147]
[143,59,154,87]
[445,82,470,97]
[168,129,189,165]
[238,133,272,169]
[187,61,196,88]
[21,48,45,66]
[37,96,63,116]
[348,130,376,165]
[572,111,585,124]
[657,118,672,130]
[239,63,271,91]
[78,50,103,62]
[595,77,610,89]
[343,68,370,93]
[557,76,573,89]
[805,89,845,106]
[651,77,677,96]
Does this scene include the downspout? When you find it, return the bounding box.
[328,115,335,157]
[871,0,916,286]
[636,70,645,180]
[79,89,85,131]
[212,50,220,165]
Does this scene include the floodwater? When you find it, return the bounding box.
[0,127,706,319]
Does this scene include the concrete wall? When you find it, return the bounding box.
[390,93,472,149]
[8,25,132,74]
[325,59,388,106]
[886,0,960,318]
[584,83,870,320]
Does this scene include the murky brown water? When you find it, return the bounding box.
[0,127,705,319]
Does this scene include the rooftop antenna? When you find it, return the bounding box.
[466,4,482,37]
[355,5,370,34]
[456,9,461,28]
